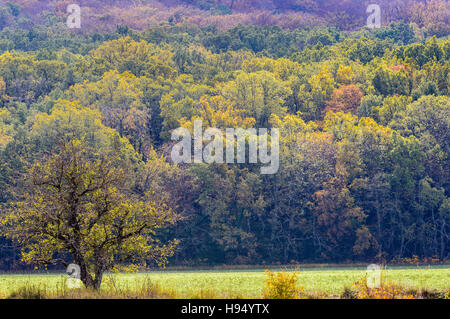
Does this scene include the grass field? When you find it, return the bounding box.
[0,265,449,298]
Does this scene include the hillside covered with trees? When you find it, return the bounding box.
[0,0,448,271]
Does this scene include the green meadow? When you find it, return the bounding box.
[0,266,448,298]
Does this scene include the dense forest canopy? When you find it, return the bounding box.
[0,0,448,270]
[0,0,448,33]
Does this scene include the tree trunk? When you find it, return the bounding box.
[72,252,94,289]
[93,273,103,290]
[79,264,94,288]
[93,266,104,290]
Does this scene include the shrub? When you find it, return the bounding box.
[262,270,299,299]
[353,277,414,299]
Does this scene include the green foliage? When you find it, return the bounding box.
[0,4,449,271]
[377,95,412,125]
[372,64,411,96]
[0,139,180,289]
[89,37,177,78]
[374,22,415,45]
[358,94,383,118]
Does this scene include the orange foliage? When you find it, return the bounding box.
[353,277,414,299]
[324,84,363,115]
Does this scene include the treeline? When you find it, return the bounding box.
[0,13,449,269]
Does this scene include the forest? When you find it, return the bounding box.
[0,0,448,272]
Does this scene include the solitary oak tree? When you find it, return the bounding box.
[0,139,179,289]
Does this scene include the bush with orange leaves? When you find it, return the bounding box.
[353,277,414,299]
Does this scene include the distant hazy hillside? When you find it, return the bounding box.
[0,0,448,34]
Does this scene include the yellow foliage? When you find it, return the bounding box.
[262,270,300,299]
[180,95,256,130]
[337,65,353,85]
